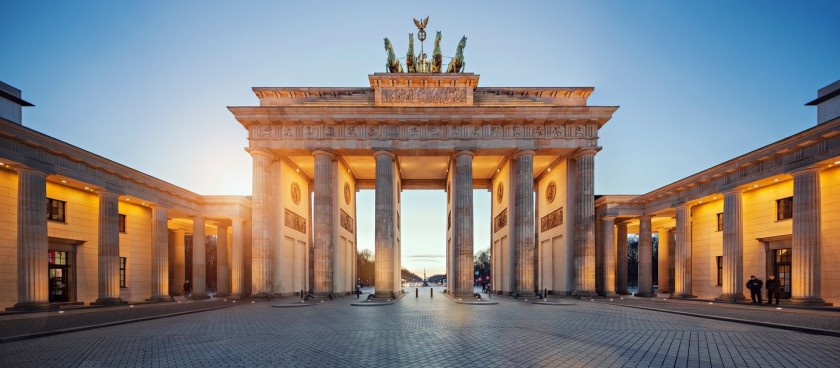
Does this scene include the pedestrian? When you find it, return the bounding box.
[183,280,192,297]
[766,275,781,305]
[746,275,763,304]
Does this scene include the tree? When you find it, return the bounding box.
[356,249,375,286]
[474,248,491,286]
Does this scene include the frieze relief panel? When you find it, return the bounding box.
[494,208,508,233]
[284,208,307,234]
[340,209,354,233]
[540,207,563,232]
[380,87,466,105]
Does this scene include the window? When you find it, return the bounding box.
[776,197,793,221]
[49,250,67,265]
[120,257,127,288]
[119,214,126,233]
[716,213,723,232]
[47,198,66,222]
[716,256,723,286]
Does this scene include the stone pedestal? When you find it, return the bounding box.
[513,150,535,296]
[452,151,475,297]
[374,151,396,298]
[95,191,124,305]
[718,189,746,302]
[13,168,50,310]
[190,216,209,300]
[790,168,825,305]
[673,204,696,298]
[573,149,597,297]
[636,216,654,297]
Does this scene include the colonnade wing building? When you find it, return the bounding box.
[2,73,840,310]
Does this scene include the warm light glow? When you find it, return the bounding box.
[752,184,758,188]
[712,196,717,200]
[60,180,67,183]
[835,161,840,165]
[125,198,130,201]
[84,186,90,190]
[0,162,4,166]
[774,178,779,182]
[547,167,551,172]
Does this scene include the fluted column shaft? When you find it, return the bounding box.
[616,222,629,295]
[173,229,186,295]
[513,150,535,295]
[313,150,335,296]
[96,191,122,304]
[150,206,170,300]
[791,168,824,304]
[250,150,273,297]
[574,149,597,296]
[15,168,49,308]
[374,151,396,298]
[216,224,229,297]
[636,216,654,297]
[674,205,694,297]
[190,216,208,299]
[720,189,745,301]
[657,228,671,294]
[452,151,475,297]
[602,217,617,296]
[230,218,245,298]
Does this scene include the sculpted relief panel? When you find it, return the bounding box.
[380,87,466,104]
[252,123,597,141]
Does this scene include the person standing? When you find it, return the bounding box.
[746,275,763,304]
[766,275,781,305]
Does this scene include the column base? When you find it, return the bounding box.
[189,293,210,300]
[214,292,230,298]
[617,290,631,295]
[374,291,397,299]
[671,294,697,299]
[715,293,746,303]
[572,290,598,298]
[633,292,655,297]
[8,301,55,311]
[92,298,126,306]
[147,295,174,302]
[788,297,828,306]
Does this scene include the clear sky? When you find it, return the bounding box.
[2,1,838,276]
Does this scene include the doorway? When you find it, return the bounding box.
[48,250,69,303]
[773,248,792,299]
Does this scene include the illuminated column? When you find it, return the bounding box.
[616,222,629,295]
[657,227,670,294]
[636,215,654,297]
[374,151,396,298]
[452,151,474,297]
[719,189,746,301]
[190,216,208,299]
[150,206,171,301]
[513,150,535,296]
[230,218,245,299]
[216,224,229,297]
[673,204,695,297]
[313,150,335,296]
[250,149,273,298]
[173,229,186,295]
[574,149,597,297]
[95,191,123,304]
[602,216,617,297]
[791,168,825,305]
[14,168,49,309]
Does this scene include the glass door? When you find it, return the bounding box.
[773,248,791,299]
[48,250,70,303]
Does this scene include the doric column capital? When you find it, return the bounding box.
[247,148,275,159]
[373,150,395,159]
[720,187,744,196]
[453,150,475,159]
[573,148,598,159]
[313,150,336,160]
[601,216,617,223]
[12,166,47,176]
[790,165,823,177]
[513,150,535,160]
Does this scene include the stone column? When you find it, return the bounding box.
[216,224,229,297]
[230,218,245,299]
[190,216,208,299]
[719,189,746,301]
[452,151,475,297]
[574,149,597,297]
[173,229,186,296]
[14,168,49,309]
[250,149,273,298]
[313,150,335,296]
[374,151,396,298]
[150,206,171,301]
[657,227,671,294]
[95,191,123,305]
[513,150,535,296]
[636,215,654,297]
[616,222,629,295]
[791,168,824,305]
[673,204,695,297]
[602,216,617,297]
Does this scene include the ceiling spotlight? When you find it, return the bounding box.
[295,168,300,173]
[547,168,551,172]
[752,184,758,188]
[60,180,67,184]
[774,178,779,182]
[84,186,90,190]
[125,198,131,201]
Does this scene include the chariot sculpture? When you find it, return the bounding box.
[382,17,466,74]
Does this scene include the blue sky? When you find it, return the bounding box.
[2,1,838,276]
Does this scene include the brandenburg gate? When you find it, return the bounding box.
[228,23,617,299]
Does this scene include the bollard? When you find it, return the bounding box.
[431,288,433,298]
[416,288,419,298]
[300,289,304,300]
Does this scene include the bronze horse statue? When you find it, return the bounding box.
[446,36,467,73]
[406,33,416,73]
[431,31,443,73]
[384,37,403,73]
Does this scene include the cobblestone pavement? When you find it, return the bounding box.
[1,289,839,367]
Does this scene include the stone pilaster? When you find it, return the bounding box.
[513,150,535,296]
[573,149,597,297]
[95,191,123,305]
[374,151,396,298]
[250,149,274,298]
[14,168,49,309]
[636,215,654,297]
[657,227,671,294]
[150,206,171,301]
[616,222,629,295]
[313,150,335,296]
[718,189,746,302]
[452,151,475,297]
[190,216,208,300]
[173,229,186,295]
[791,168,825,305]
[673,204,695,298]
[216,224,229,297]
[602,216,618,297]
[230,218,245,299]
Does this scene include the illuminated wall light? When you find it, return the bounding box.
[125,198,131,201]
[60,180,67,184]
[835,160,840,165]
[84,186,90,190]
[547,167,551,172]
[774,178,779,182]
[752,184,758,188]
[295,168,299,173]
[0,162,4,166]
